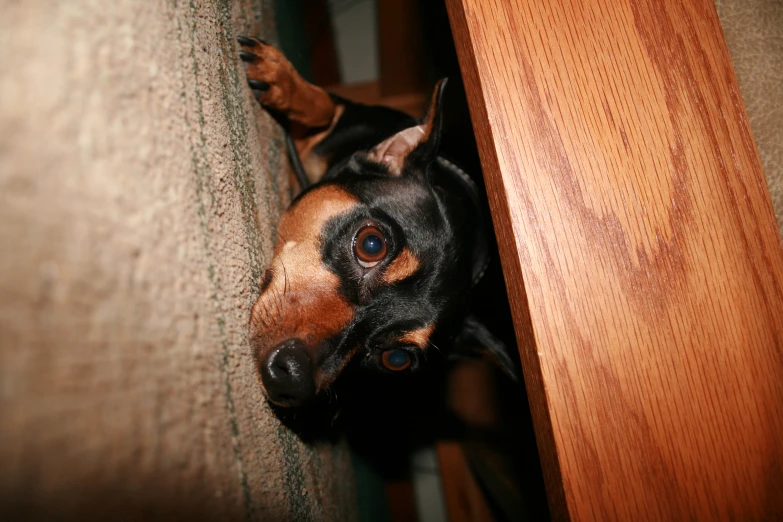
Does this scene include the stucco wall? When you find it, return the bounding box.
[716,0,783,235]
[0,1,357,520]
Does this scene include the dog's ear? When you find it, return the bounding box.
[452,315,520,381]
[368,78,448,176]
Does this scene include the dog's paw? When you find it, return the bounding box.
[237,35,299,114]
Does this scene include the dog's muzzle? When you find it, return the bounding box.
[259,339,316,407]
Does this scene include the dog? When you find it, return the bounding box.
[237,35,551,519]
[238,35,518,410]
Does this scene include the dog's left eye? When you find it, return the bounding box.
[354,226,387,268]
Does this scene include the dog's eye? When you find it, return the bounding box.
[354,226,387,268]
[381,349,411,371]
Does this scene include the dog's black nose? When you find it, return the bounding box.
[261,339,315,407]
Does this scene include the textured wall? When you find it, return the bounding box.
[716,0,783,235]
[0,1,356,520]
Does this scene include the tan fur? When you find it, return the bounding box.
[420,78,445,141]
[367,125,426,175]
[399,324,435,349]
[240,39,347,186]
[242,41,335,129]
[249,186,359,387]
[297,104,346,184]
[382,247,420,283]
[366,78,445,175]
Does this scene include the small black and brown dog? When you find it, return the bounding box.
[239,35,549,520]
[239,35,516,408]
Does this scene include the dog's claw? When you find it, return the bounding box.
[237,35,257,47]
[248,79,270,91]
[239,50,257,63]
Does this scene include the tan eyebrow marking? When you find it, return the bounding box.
[276,184,358,247]
[382,247,420,284]
[399,324,435,349]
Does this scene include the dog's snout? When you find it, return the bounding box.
[261,339,315,407]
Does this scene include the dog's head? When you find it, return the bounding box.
[249,80,512,409]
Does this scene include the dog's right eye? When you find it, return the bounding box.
[354,226,387,268]
[381,349,412,371]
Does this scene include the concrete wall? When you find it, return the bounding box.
[0,1,357,520]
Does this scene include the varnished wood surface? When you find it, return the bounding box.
[377,0,428,97]
[445,0,783,520]
[385,480,420,522]
[437,442,495,522]
[326,81,427,117]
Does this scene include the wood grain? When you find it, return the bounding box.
[445,0,783,520]
[326,81,427,117]
[385,480,420,522]
[378,0,428,97]
[437,442,495,522]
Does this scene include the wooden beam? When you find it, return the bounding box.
[377,0,428,97]
[437,442,495,522]
[326,81,427,117]
[445,0,783,520]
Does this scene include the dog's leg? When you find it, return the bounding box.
[238,36,422,186]
[238,36,343,183]
[237,36,336,130]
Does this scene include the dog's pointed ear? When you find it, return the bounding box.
[452,315,520,381]
[368,78,448,176]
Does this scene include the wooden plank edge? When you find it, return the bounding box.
[443,1,570,520]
